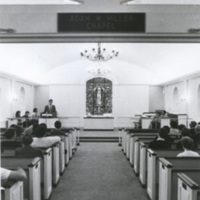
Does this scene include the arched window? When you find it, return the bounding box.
[19,87,25,113]
[173,87,179,113]
[86,77,112,115]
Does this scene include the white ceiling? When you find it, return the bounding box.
[1,0,200,4]
[0,43,200,85]
[122,0,200,4]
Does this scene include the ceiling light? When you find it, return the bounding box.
[80,43,119,62]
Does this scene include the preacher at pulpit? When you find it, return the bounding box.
[43,99,57,117]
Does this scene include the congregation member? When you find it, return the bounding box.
[162,125,174,144]
[23,119,38,135]
[169,120,179,136]
[22,111,30,127]
[43,99,57,117]
[177,136,200,157]
[176,128,191,150]
[15,134,43,158]
[178,124,186,136]
[189,121,198,145]
[0,167,27,188]
[15,110,21,118]
[9,124,24,139]
[49,120,66,136]
[189,121,197,135]
[148,128,171,150]
[31,125,61,148]
[15,110,22,126]
[4,128,16,140]
[32,108,39,119]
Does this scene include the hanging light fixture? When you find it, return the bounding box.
[80,43,119,62]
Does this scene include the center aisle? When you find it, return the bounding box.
[51,143,148,200]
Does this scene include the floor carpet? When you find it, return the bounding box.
[51,143,149,200]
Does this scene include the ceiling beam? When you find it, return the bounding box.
[1,33,200,43]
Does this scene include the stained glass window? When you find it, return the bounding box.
[86,77,112,115]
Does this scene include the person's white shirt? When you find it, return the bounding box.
[31,136,61,148]
[0,168,11,186]
[177,150,200,157]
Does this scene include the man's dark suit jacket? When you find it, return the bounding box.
[44,105,57,117]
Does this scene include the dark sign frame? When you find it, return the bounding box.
[58,13,145,33]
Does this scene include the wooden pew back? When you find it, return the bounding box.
[1,157,41,200]
[159,157,200,200]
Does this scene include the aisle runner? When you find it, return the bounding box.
[51,143,148,200]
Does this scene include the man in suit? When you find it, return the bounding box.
[43,99,57,117]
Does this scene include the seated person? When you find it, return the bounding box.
[1,128,22,153]
[162,125,174,143]
[32,108,39,119]
[148,128,171,150]
[150,113,161,129]
[1,167,27,188]
[23,119,38,135]
[177,136,200,157]
[31,125,61,148]
[178,124,186,136]
[4,128,16,140]
[189,121,197,135]
[176,128,191,150]
[15,110,22,126]
[10,124,24,139]
[15,134,43,158]
[49,121,66,136]
[22,111,30,128]
[169,120,179,136]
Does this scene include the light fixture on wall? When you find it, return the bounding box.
[80,43,119,62]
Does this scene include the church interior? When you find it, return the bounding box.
[1,0,200,200]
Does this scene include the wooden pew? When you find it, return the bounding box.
[49,132,70,167]
[1,157,41,200]
[133,137,155,175]
[59,139,65,174]
[159,157,200,200]
[68,132,73,159]
[52,142,60,186]
[1,147,52,200]
[146,149,182,200]
[177,172,200,200]
[124,130,157,156]
[1,140,22,156]
[1,181,24,200]
[129,134,157,166]
[41,148,53,200]
[122,128,158,154]
[139,138,180,187]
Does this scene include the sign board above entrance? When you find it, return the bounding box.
[57,13,145,33]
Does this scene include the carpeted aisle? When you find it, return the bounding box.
[51,143,149,200]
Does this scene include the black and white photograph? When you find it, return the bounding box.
[1,1,200,200]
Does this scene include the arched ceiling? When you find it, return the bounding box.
[0,42,200,85]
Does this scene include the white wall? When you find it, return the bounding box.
[163,74,200,123]
[34,83,150,127]
[35,85,49,113]
[149,86,164,112]
[0,74,36,127]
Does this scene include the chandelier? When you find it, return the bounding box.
[80,43,119,62]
